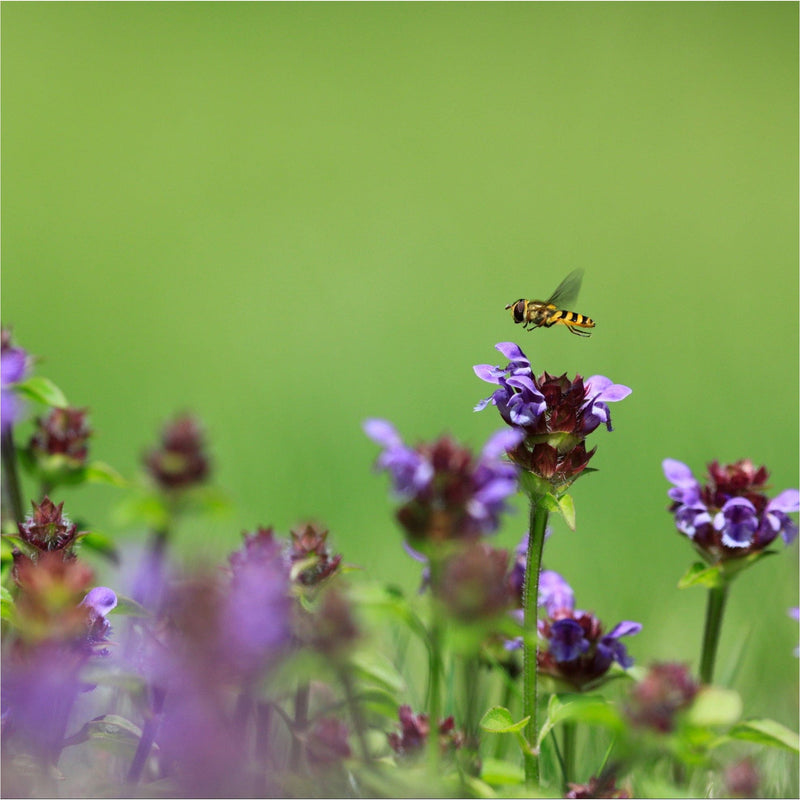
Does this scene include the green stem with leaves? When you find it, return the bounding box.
[699,583,729,684]
[522,498,549,786]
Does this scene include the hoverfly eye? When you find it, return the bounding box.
[513,300,526,323]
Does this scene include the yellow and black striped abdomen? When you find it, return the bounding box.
[547,308,595,328]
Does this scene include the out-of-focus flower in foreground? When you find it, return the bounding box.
[364,418,521,551]
[474,342,630,491]
[663,458,798,561]
[387,704,464,758]
[625,662,699,733]
[1,327,31,433]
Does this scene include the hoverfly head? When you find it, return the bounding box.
[506,299,527,324]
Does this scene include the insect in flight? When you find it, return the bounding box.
[505,269,595,337]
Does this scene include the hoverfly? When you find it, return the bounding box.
[506,269,595,337]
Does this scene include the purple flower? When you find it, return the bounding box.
[363,419,434,497]
[1,329,30,433]
[539,568,575,615]
[365,419,520,547]
[548,619,590,662]
[474,342,630,487]
[581,376,632,434]
[536,572,641,690]
[663,458,703,505]
[663,458,799,561]
[594,621,642,671]
[762,490,800,545]
[714,498,759,549]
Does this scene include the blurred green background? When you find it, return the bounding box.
[3,3,797,727]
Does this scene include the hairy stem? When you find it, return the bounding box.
[522,499,548,786]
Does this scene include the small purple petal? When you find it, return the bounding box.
[80,587,118,617]
[585,376,632,403]
[495,342,528,361]
[481,427,525,460]
[363,418,402,449]
[539,570,574,614]
[767,489,800,515]
[714,497,758,548]
[473,364,506,384]
[605,620,642,639]
[663,459,695,486]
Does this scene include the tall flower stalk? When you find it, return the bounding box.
[364,419,521,773]
[663,458,798,684]
[474,342,631,785]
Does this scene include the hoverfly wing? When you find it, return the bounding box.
[545,268,584,308]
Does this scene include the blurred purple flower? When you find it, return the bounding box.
[1,328,30,433]
[548,618,590,662]
[364,419,521,547]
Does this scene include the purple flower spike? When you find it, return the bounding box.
[664,457,798,562]
[366,420,519,547]
[548,619,590,663]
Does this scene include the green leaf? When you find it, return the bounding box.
[479,757,525,786]
[728,718,800,752]
[479,706,530,734]
[686,686,742,727]
[557,493,576,530]
[678,561,723,589]
[113,594,150,619]
[538,693,624,747]
[113,491,170,530]
[84,461,128,488]
[14,376,68,408]
[62,714,144,756]
[77,531,119,563]
[351,649,405,694]
[1,585,15,623]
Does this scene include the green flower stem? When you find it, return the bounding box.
[522,499,549,786]
[427,556,444,774]
[1,428,24,525]
[289,681,310,770]
[699,583,729,684]
[561,719,576,789]
[339,666,371,763]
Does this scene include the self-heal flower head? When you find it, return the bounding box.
[474,342,630,490]
[1,327,31,433]
[364,419,521,549]
[663,458,799,561]
[535,572,641,690]
[144,413,210,491]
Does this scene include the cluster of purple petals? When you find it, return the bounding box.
[1,331,30,432]
[473,342,631,435]
[663,459,799,555]
[510,569,641,688]
[363,419,523,537]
